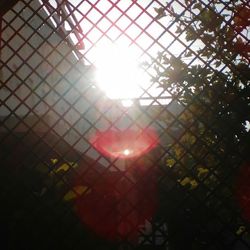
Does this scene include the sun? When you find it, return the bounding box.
[93,41,148,101]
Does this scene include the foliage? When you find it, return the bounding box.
[154,0,250,186]
[0,133,117,250]
[153,0,250,248]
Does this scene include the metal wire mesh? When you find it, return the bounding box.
[0,0,250,249]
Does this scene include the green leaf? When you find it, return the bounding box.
[193,3,202,10]
[185,50,193,57]
[214,61,221,68]
[154,7,166,20]
[162,55,170,64]
[186,27,197,41]
[176,25,183,34]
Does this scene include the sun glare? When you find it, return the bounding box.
[90,129,158,159]
[123,149,131,156]
[93,42,148,100]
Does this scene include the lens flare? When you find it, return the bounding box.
[72,128,159,241]
[73,163,158,242]
[236,162,250,222]
[89,128,159,159]
[123,149,131,156]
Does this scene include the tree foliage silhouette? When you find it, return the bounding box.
[152,1,250,249]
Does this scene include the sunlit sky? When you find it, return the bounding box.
[41,0,249,107]
[76,0,186,104]
[50,0,250,132]
[45,0,197,105]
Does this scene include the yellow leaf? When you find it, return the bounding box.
[189,135,196,144]
[55,162,78,173]
[56,163,70,172]
[197,167,209,178]
[63,186,91,201]
[180,177,191,186]
[166,158,176,168]
[180,177,198,190]
[74,185,91,195]
[190,179,198,190]
[51,158,58,164]
[69,162,78,168]
[175,146,184,159]
[182,133,196,145]
[63,191,76,201]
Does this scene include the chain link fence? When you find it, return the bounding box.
[1,0,250,249]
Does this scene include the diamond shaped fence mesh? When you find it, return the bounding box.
[0,0,250,249]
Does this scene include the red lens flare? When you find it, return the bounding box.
[74,167,158,242]
[236,162,250,222]
[89,128,159,159]
[72,128,159,242]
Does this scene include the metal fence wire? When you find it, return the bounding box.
[0,0,250,249]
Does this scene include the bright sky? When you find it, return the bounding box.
[45,0,201,105]
[64,0,187,105]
